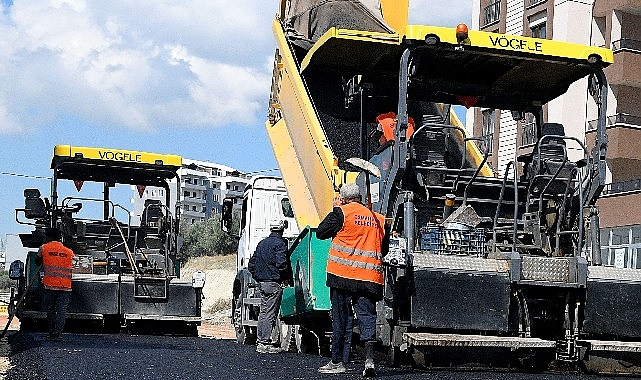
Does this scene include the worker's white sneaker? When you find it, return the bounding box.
[362,359,376,377]
[318,361,346,374]
[256,343,282,354]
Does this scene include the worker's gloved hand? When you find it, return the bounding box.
[281,280,289,288]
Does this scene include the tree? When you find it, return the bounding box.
[0,271,12,292]
[179,212,239,259]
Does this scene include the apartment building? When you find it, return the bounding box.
[469,0,641,268]
[131,158,250,225]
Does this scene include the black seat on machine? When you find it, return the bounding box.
[527,123,576,195]
[141,199,164,227]
[24,188,46,219]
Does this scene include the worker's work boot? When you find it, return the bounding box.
[318,361,346,374]
[362,341,376,377]
[256,343,282,354]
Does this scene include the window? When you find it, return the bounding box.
[596,225,641,269]
[185,178,191,184]
[183,191,190,198]
[531,22,546,39]
[529,12,547,39]
[234,185,239,191]
[202,206,206,212]
[191,205,197,211]
[281,198,294,218]
[213,194,219,202]
[184,205,189,211]
[483,0,500,27]
[521,113,537,147]
[481,109,495,154]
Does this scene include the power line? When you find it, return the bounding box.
[0,171,51,180]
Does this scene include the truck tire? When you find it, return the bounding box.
[278,320,299,352]
[232,279,256,345]
[297,327,320,355]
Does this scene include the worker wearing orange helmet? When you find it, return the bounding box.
[375,111,415,145]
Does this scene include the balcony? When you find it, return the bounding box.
[594,1,641,17]
[182,181,205,191]
[182,196,206,205]
[528,0,546,7]
[612,39,641,54]
[182,210,205,219]
[587,113,641,181]
[605,43,641,87]
[587,113,641,130]
[603,179,641,196]
[483,0,501,27]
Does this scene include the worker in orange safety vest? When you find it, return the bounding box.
[36,228,74,341]
[316,183,386,377]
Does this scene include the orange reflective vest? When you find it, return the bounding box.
[376,112,415,142]
[327,202,385,286]
[40,241,74,290]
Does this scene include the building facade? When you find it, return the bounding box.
[469,0,641,268]
[131,158,250,225]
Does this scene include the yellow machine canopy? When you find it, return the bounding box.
[301,25,613,112]
[52,145,182,187]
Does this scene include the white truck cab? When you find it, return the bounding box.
[221,175,298,344]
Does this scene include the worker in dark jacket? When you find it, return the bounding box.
[316,183,385,377]
[248,219,289,354]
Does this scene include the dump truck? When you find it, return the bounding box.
[11,145,204,335]
[258,0,641,374]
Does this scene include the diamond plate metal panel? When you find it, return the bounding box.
[588,266,641,282]
[412,253,509,273]
[521,256,570,282]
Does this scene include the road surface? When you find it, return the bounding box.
[0,328,626,380]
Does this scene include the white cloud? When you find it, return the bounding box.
[0,0,473,134]
[0,0,277,133]
[0,98,24,134]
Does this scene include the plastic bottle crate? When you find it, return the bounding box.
[420,224,486,256]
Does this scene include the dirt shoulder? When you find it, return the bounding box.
[181,255,237,339]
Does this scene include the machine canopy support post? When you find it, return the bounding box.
[590,207,602,266]
[404,192,415,254]
[103,182,110,221]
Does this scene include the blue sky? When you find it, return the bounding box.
[0,0,472,240]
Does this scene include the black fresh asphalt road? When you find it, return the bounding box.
[0,331,627,380]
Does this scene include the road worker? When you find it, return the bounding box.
[36,228,74,341]
[375,111,415,146]
[316,183,385,377]
[248,219,290,354]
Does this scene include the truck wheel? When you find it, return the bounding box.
[232,291,256,344]
[278,321,299,352]
[297,327,320,355]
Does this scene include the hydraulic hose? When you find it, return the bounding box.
[0,265,43,339]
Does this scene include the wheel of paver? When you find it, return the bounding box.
[19,317,42,332]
